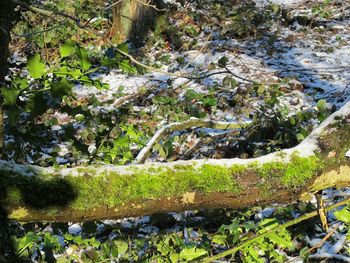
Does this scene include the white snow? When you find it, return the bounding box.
[68,223,82,235]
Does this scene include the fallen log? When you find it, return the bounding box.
[1,101,349,222]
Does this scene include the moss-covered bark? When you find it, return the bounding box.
[0,102,348,222]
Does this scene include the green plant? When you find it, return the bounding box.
[311,0,332,19]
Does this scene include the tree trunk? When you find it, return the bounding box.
[110,0,158,45]
[0,0,14,154]
[0,0,13,82]
[1,101,349,223]
[0,1,17,260]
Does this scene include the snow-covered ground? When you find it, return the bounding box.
[74,0,350,116]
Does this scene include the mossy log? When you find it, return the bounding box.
[1,102,350,222]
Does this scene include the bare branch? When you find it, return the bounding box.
[134,118,251,164]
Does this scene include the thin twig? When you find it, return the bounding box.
[11,23,65,38]
[180,33,212,73]
[105,0,123,10]
[115,46,247,81]
[224,65,254,83]
[178,129,239,160]
[88,126,117,165]
[308,223,341,253]
[134,0,166,12]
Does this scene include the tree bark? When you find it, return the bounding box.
[0,1,16,261]
[110,0,158,45]
[0,101,349,223]
[0,0,14,155]
[0,0,13,82]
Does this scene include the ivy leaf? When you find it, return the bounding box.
[1,88,20,106]
[117,43,129,54]
[218,56,229,67]
[120,59,137,74]
[267,231,293,249]
[296,133,305,142]
[170,253,180,263]
[27,53,45,79]
[317,99,327,112]
[27,93,47,117]
[114,240,128,255]
[212,234,227,245]
[334,207,350,224]
[185,89,203,101]
[202,97,217,107]
[7,106,21,126]
[180,246,207,261]
[59,40,76,58]
[51,78,73,98]
[113,136,129,148]
[55,66,82,79]
[76,46,91,70]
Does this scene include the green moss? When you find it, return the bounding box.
[257,155,321,187]
[283,155,321,187]
[66,164,241,210]
[60,154,324,211]
[6,187,22,203]
[318,116,350,166]
[1,154,324,212]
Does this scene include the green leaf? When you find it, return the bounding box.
[51,78,73,98]
[267,231,293,249]
[202,97,217,107]
[115,240,128,255]
[334,207,350,224]
[76,46,92,70]
[117,43,129,54]
[64,234,74,241]
[7,106,20,126]
[170,253,180,263]
[218,56,229,67]
[27,93,48,117]
[222,76,231,86]
[59,40,76,58]
[180,246,207,261]
[296,133,305,142]
[1,88,20,106]
[317,99,327,112]
[212,234,227,245]
[246,245,264,263]
[120,59,137,74]
[185,89,203,101]
[257,85,265,95]
[231,78,237,88]
[27,53,45,79]
[55,66,83,79]
[113,136,129,148]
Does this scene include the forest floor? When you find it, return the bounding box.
[6,0,350,262]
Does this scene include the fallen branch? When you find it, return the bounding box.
[0,101,348,223]
[134,118,249,164]
[177,129,239,160]
[308,223,341,253]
